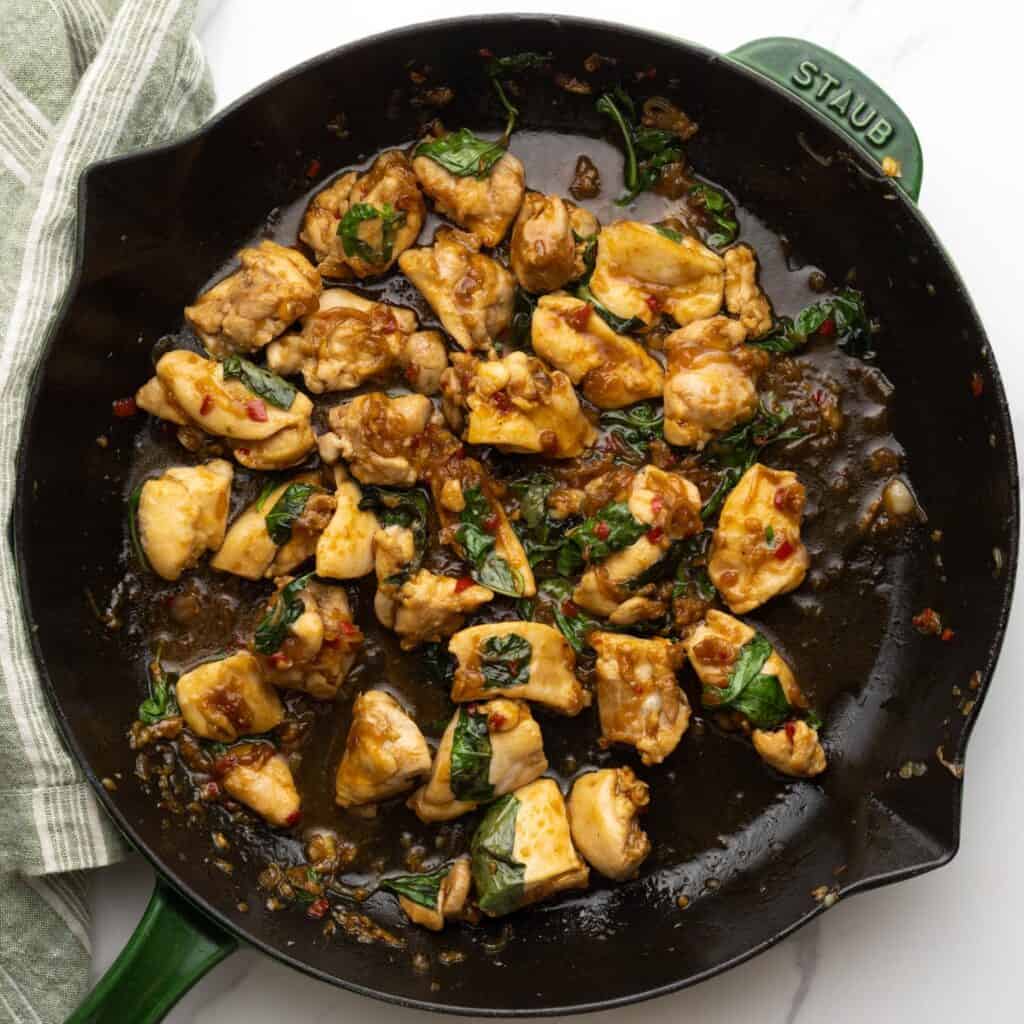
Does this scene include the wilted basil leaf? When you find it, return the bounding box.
[457,485,523,597]
[337,202,406,265]
[254,573,312,654]
[380,864,450,910]
[574,283,644,335]
[138,651,179,724]
[480,633,532,690]
[221,356,296,409]
[127,484,148,571]
[688,183,738,249]
[450,706,494,802]
[558,501,646,575]
[414,128,505,178]
[600,402,664,459]
[706,631,791,729]
[471,793,526,916]
[486,51,551,139]
[265,483,316,545]
[359,487,430,581]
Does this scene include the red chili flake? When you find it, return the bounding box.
[305,158,321,178]
[201,781,221,800]
[594,521,610,541]
[479,47,494,58]
[912,607,942,635]
[785,721,797,742]
[484,514,500,533]
[246,399,268,422]
[269,652,290,669]
[454,575,475,593]
[492,389,513,413]
[306,897,330,919]
[561,599,578,617]
[566,304,592,331]
[646,526,664,544]
[970,372,984,398]
[773,488,788,510]
[774,540,794,561]
[112,397,137,418]
[489,712,507,730]
[405,365,418,383]
[235,448,250,456]
[817,318,836,337]
[199,394,214,416]
[284,809,302,828]
[645,294,662,313]
[212,756,234,777]
[811,389,826,406]
[339,621,359,636]
[452,445,466,460]
[941,627,956,642]
[634,66,657,81]
[650,495,664,515]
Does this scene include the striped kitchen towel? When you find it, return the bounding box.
[0,1,214,1020]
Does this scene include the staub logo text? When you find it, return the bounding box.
[791,60,893,146]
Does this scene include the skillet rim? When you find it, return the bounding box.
[12,13,1020,1016]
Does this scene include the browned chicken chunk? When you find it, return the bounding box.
[387,857,472,931]
[509,192,599,293]
[215,743,301,828]
[568,767,650,880]
[399,228,515,352]
[176,652,283,742]
[299,151,425,278]
[723,244,773,338]
[315,468,380,580]
[185,241,321,358]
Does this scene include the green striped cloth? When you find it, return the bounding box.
[0,1,213,1020]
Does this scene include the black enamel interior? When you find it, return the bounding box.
[13,15,1018,1016]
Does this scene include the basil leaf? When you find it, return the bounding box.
[600,402,664,459]
[265,483,316,545]
[509,475,569,569]
[498,288,537,352]
[415,128,505,179]
[574,283,644,334]
[596,91,638,197]
[654,224,683,243]
[539,578,600,653]
[423,642,456,688]
[457,485,523,597]
[380,864,450,911]
[750,288,873,357]
[470,793,526,917]
[830,288,873,357]
[672,531,716,602]
[573,231,598,284]
[805,709,824,732]
[221,356,296,410]
[480,633,532,690]
[359,486,430,581]
[127,484,148,571]
[337,202,406,266]
[561,501,646,569]
[254,573,312,654]
[705,632,792,729]
[450,706,494,801]
[486,52,551,139]
[689,183,739,249]
[254,479,278,512]
[138,652,179,724]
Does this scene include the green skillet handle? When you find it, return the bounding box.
[66,879,237,1023]
[728,37,923,201]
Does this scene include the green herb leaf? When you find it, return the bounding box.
[751,288,872,357]
[380,864,450,910]
[672,530,716,602]
[596,90,638,196]
[559,501,646,573]
[457,485,524,597]
[706,632,791,729]
[423,643,456,688]
[765,523,775,546]
[221,356,296,409]
[127,484,148,571]
[471,793,526,916]
[480,633,532,690]
[138,651,179,724]
[359,487,431,582]
[574,231,598,284]
[265,483,317,545]
[254,573,312,654]
[337,202,407,266]
[688,183,739,249]
[509,475,570,569]
[414,128,505,179]
[255,479,278,512]
[805,709,824,732]
[486,52,551,140]
[600,402,664,459]
[450,706,494,802]
[498,288,538,351]
[654,224,683,243]
[574,283,644,334]
[539,578,601,653]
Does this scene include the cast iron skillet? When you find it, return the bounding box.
[13,15,1018,1022]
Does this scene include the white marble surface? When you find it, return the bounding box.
[88,0,1024,1020]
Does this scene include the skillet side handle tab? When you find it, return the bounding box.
[727,37,922,202]
[66,879,237,1024]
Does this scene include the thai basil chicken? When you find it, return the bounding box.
[122,70,917,936]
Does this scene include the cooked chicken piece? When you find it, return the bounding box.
[257,579,363,700]
[708,463,809,613]
[573,466,702,617]
[589,222,724,329]
[299,151,425,279]
[387,857,472,931]
[530,293,663,408]
[685,609,807,710]
[315,468,379,579]
[592,632,690,765]
[140,349,316,469]
[398,228,515,352]
[441,351,596,458]
[509,192,598,293]
[568,767,651,880]
[663,316,768,448]
[334,690,431,812]
[449,621,589,715]
[176,651,284,742]
[471,779,589,917]
[212,472,332,580]
[413,148,525,247]
[266,289,446,396]
[723,244,773,338]
[424,453,537,598]
[185,241,321,358]
[318,392,435,486]
[216,743,301,828]
[752,720,827,778]
[408,700,548,822]
[137,460,232,581]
